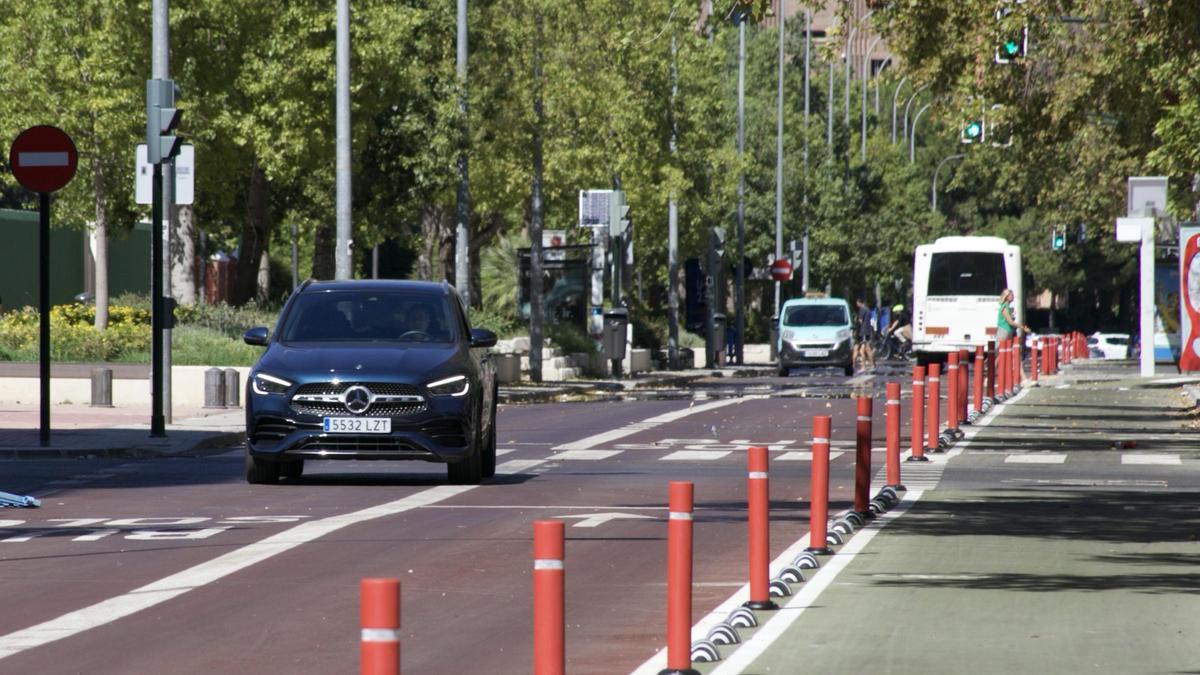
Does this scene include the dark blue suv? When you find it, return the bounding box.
[242,279,498,485]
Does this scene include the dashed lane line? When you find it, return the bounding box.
[551,396,767,451]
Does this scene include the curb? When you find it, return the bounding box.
[0,429,244,460]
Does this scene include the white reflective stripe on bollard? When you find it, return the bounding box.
[886,399,900,405]
[534,559,564,570]
[361,628,400,643]
[811,437,829,444]
[668,511,693,521]
[856,416,871,422]
[748,471,768,479]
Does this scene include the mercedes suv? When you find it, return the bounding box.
[242,279,498,485]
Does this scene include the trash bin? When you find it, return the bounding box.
[769,325,779,363]
[713,313,727,367]
[602,308,629,361]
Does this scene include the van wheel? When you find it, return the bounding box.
[777,365,789,378]
[843,363,854,377]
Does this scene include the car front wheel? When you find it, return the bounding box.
[448,406,484,485]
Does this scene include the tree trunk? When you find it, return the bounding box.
[172,204,197,305]
[417,205,440,281]
[257,246,271,302]
[91,157,109,331]
[234,164,270,305]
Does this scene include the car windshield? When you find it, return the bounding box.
[279,291,457,343]
[783,305,848,327]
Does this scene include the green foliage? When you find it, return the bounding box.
[169,325,263,366]
[0,304,150,361]
[545,323,596,356]
[469,307,522,339]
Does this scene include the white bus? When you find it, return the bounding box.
[912,236,1022,361]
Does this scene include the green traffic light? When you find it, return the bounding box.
[965,122,982,138]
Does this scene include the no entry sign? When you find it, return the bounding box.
[769,258,793,282]
[9,125,77,193]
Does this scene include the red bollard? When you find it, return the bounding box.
[1042,339,1051,376]
[973,346,984,414]
[1014,337,1023,388]
[926,363,941,452]
[998,339,1009,398]
[909,366,928,462]
[745,447,776,611]
[1030,339,1039,384]
[807,416,834,555]
[885,382,903,487]
[533,520,565,675]
[959,349,970,423]
[854,396,873,516]
[361,578,400,675]
[946,352,960,431]
[664,482,697,675]
[986,340,997,401]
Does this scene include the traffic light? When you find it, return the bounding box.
[994,8,1028,64]
[961,119,985,144]
[146,78,182,164]
[608,189,630,238]
[1052,227,1066,251]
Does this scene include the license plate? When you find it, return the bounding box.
[803,349,829,358]
[323,417,391,434]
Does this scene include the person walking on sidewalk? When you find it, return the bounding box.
[997,288,1027,377]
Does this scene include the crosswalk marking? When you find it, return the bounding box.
[661,450,730,461]
[549,449,622,461]
[1121,453,1181,465]
[776,451,846,462]
[1005,454,1068,464]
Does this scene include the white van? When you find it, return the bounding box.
[912,236,1022,361]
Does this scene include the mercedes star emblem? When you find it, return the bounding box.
[341,385,372,414]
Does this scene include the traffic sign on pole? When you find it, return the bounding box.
[769,259,793,282]
[9,126,78,194]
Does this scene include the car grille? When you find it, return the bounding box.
[290,382,427,416]
[792,342,835,349]
[293,436,430,455]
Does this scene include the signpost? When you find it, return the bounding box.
[1121,177,1168,378]
[8,125,79,447]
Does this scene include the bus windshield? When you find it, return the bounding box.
[928,252,1007,296]
[783,305,848,327]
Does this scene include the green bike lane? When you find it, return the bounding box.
[705,369,1200,674]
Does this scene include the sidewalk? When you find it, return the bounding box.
[714,360,1200,674]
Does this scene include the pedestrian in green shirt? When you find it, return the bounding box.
[997,289,1018,342]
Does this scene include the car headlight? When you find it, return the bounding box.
[427,374,470,397]
[836,328,851,340]
[252,372,292,395]
[782,330,795,341]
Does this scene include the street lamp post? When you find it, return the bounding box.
[890,75,909,143]
[902,84,929,148]
[860,34,883,162]
[932,153,966,211]
[909,101,934,163]
[843,10,875,133]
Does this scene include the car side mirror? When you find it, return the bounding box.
[469,328,497,349]
[243,326,269,346]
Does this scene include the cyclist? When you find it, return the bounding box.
[886,303,912,346]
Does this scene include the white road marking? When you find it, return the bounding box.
[495,459,547,474]
[549,449,622,461]
[1122,453,1181,465]
[0,484,477,660]
[1005,454,1067,464]
[660,450,729,461]
[776,451,845,461]
[495,448,518,456]
[552,396,765,451]
[556,512,655,528]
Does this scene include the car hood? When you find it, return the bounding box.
[256,342,462,382]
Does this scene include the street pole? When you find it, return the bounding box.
[860,35,882,162]
[530,13,545,383]
[910,101,933,163]
[151,0,170,434]
[774,7,784,321]
[902,84,928,150]
[931,153,966,212]
[827,60,833,150]
[844,10,874,135]
[735,18,746,365]
[890,75,909,143]
[1140,220,1155,377]
[803,10,810,294]
[334,0,352,280]
[455,0,470,311]
[668,35,680,370]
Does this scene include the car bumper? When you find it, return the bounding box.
[778,339,852,368]
[245,394,476,463]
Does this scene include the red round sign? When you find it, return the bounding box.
[9,125,78,194]
[769,259,793,282]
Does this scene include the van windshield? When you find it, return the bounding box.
[928,252,1007,296]
[783,305,848,327]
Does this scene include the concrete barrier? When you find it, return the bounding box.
[0,365,253,408]
[630,348,651,373]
